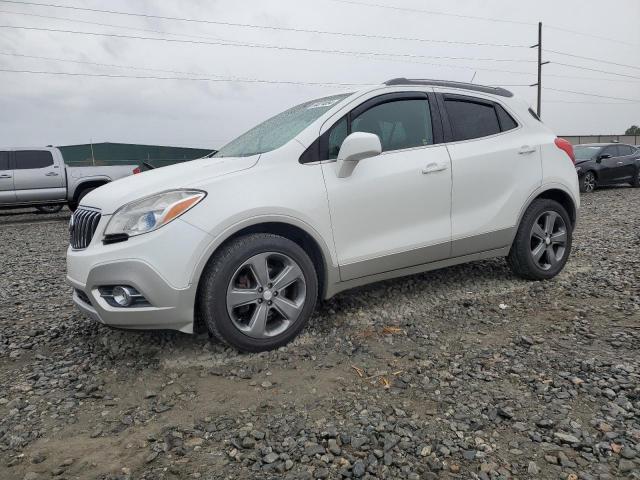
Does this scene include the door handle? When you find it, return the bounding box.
[617,161,624,165]
[519,146,536,154]
[0,174,11,178]
[422,162,448,174]
[45,172,59,176]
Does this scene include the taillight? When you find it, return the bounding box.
[133,167,141,174]
[554,138,575,164]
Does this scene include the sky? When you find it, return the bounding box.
[0,0,639,149]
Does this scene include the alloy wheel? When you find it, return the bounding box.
[529,211,568,271]
[226,252,307,339]
[583,172,595,193]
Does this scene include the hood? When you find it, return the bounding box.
[81,155,259,214]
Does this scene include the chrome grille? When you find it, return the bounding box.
[69,208,101,249]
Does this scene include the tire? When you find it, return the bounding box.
[579,171,596,193]
[198,233,318,352]
[36,204,63,214]
[631,168,640,188]
[507,198,573,281]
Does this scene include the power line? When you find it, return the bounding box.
[545,100,640,105]
[544,49,640,71]
[328,0,534,26]
[545,24,640,49]
[327,0,639,48]
[0,9,247,45]
[0,24,537,64]
[543,87,640,103]
[551,61,640,80]
[0,0,529,48]
[0,67,376,86]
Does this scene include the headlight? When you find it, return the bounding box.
[104,190,206,237]
[575,166,582,172]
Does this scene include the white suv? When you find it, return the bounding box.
[67,78,579,352]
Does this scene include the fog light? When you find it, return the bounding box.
[112,285,134,307]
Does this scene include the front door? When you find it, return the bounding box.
[321,93,452,281]
[0,151,16,204]
[13,150,65,202]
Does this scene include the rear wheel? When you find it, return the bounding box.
[36,204,63,214]
[198,233,318,352]
[507,199,572,280]
[579,171,596,193]
[631,168,640,188]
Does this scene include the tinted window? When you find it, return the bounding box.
[0,152,9,170]
[351,99,433,152]
[618,145,633,156]
[445,99,501,141]
[327,117,348,160]
[602,146,619,157]
[574,146,601,161]
[15,151,54,169]
[496,104,518,131]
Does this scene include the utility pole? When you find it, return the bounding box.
[530,22,550,118]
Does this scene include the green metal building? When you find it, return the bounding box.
[58,142,216,168]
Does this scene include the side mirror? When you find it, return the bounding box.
[335,132,382,178]
[597,153,611,163]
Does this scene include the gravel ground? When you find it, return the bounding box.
[0,188,639,480]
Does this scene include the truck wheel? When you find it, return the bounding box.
[36,205,64,214]
[507,199,573,281]
[198,233,318,352]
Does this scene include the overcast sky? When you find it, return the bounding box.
[1,0,639,149]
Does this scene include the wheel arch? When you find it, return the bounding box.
[72,179,111,203]
[518,185,578,230]
[193,217,338,306]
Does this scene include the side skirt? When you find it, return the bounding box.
[325,246,510,299]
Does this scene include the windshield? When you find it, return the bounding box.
[574,146,601,161]
[214,93,351,158]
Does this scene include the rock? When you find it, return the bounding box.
[527,461,539,474]
[30,452,46,464]
[263,452,279,464]
[352,460,365,478]
[554,432,580,444]
[619,459,636,473]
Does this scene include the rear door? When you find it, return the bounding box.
[598,145,623,184]
[0,151,16,204]
[438,92,542,256]
[13,150,66,202]
[616,144,637,180]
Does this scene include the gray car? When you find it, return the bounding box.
[0,147,138,212]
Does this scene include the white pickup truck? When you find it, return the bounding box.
[0,147,139,212]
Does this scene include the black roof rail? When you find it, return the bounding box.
[383,78,514,98]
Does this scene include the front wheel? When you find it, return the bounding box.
[36,204,63,214]
[198,233,318,352]
[507,199,573,280]
[579,171,596,193]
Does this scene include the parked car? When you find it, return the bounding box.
[574,143,640,193]
[0,147,139,212]
[67,78,579,352]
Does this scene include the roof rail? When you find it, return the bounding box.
[383,78,514,98]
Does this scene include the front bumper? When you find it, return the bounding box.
[66,217,212,333]
[67,259,197,333]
